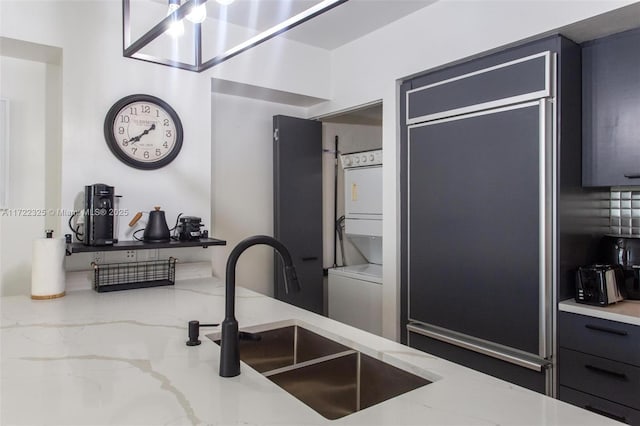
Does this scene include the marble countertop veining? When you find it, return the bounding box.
[0,278,622,425]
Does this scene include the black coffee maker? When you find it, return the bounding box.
[599,235,640,300]
[84,184,117,246]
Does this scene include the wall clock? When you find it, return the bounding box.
[104,94,183,170]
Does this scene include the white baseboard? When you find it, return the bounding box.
[65,261,213,292]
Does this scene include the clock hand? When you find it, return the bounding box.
[128,123,156,145]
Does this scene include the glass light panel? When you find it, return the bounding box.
[124,0,346,72]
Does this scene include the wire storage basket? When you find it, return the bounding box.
[92,257,177,292]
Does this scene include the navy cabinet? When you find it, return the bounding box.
[561,386,640,425]
[408,102,543,355]
[558,310,640,366]
[406,53,550,123]
[582,28,640,187]
[408,329,547,393]
[400,34,586,395]
[559,311,640,424]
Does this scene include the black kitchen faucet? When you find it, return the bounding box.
[219,235,301,377]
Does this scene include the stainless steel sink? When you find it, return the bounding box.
[212,325,351,373]
[208,323,432,420]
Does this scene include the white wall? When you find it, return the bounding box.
[0,0,335,294]
[0,1,216,293]
[308,0,636,340]
[44,59,62,234]
[211,92,307,295]
[0,56,47,295]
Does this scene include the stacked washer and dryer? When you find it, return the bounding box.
[328,149,383,336]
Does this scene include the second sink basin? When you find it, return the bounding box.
[208,322,433,420]
[215,324,352,373]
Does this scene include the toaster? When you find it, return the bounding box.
[575,264,625,306]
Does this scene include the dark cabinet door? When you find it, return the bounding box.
[560,386,640,425]
[409,331,546,393]
[558,311,640,366]
[408,102,543,355]
[559,348,640,410]
[273,115,323,314]
[583,28,640,187]
[407,52,550,123]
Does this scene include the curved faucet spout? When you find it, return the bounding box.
[219,235,300,377]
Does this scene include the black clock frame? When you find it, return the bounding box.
[104,94,183,170]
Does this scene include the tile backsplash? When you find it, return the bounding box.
[610,188,640,236]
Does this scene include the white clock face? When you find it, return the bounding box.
[112,101,178,163]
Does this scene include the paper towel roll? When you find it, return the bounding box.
[31,235,66,300]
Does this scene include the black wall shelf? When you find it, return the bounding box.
[68,237,226,254]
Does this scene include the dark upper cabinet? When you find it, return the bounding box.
[406,53,550,123]
[583,28,640,187]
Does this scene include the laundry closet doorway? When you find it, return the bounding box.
[320,102,383,334]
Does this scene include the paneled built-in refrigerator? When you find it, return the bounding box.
[402,36,585,396]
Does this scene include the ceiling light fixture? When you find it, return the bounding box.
[122,0,348,72]
[186,1,208,23]
[166,0,184,37]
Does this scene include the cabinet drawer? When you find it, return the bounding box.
[408,330,546,393]
[559,312,640,366]
[406,52,551,124]
[560,386,640,425]
[559,348,640,410]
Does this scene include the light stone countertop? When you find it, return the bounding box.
[0,278,623,425]
[559,299,640,326]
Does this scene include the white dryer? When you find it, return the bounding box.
[328,149,383,336]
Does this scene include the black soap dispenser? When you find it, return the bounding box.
[143,206,171,243]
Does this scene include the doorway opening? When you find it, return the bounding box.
[319,101,383,335]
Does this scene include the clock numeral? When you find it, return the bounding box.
[144,151,150,159]
[131,147,138,155]
[155,149,162,157]
[120,115,130,123]
[163,119,170,126]
[163,142,169,148]
[118,127,125,135]
[141,105,150,114]
[165,130,172,138]
[129,107,138,115]
[156,109,160,118]
[122,139,129,147]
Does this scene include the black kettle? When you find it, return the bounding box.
[143,206,171,243]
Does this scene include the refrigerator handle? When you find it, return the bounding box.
[407,323,551,372]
